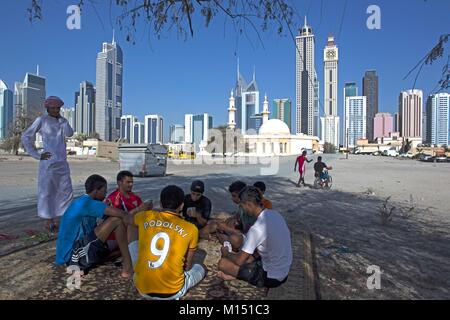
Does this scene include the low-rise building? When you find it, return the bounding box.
[83,139,119,160]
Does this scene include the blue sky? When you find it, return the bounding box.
[0,0,449,140]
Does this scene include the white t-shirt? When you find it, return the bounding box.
[241,209,293,281]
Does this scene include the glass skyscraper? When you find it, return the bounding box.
[271,99,292,133]
[345,96,367,147]
[233,62,260,133]
[426,93,450,145]
[75,81,96,135]
[363,71,379,141]
[184,113,213,151]
[296,16,317,136]
[0,80,13,139]
[344,82,358,100]
[14,72,46,121]
[95,37,123,141]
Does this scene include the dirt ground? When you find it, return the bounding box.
[0,153,449,299]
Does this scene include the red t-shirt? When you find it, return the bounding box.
[104,190,143,241]
[297,155,307,172]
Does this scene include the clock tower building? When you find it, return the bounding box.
[324,35,338,116]
[321,35,340,147]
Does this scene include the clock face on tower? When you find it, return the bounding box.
[326,49,336,59]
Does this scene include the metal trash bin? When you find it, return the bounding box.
[118,144,168,177]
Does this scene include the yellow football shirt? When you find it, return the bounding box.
[133,210,198,295]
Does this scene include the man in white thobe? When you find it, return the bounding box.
[21,96,74,232]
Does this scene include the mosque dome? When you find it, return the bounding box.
[259,119,291,135]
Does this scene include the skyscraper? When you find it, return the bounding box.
[169,124,185,143]
[0,80,13,139]
[14,72,46,121]
[234,60,247,132]
[271,99,292,133]
[399,90,423,139]
[393,112,400,133]
[185,113,213,151]
[242,73,260,133]
[248,94,267,133]
[296,16,316,136]
[343,82,358,145]
[321,116,340,147]
[133,121,144,144]
[120,115,137,143]
[422,112,427,143]
[324,35,339,116]
[363,70,379,141]
[373,113,394,140]
[314,71,320,137]
[95,36,123,141]
[231,61,261,134]
[185,114,193,143]
[144,115,164,144]
[345,96,367,147]
[75,81,96,135]
[344,82,358,99]
[61,107,76,129]
[321,35,340,146]
[426,93,450,145]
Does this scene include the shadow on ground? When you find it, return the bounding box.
[1,173,449,299]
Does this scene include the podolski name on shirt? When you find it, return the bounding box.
[144,220,189,238]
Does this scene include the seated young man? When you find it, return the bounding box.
[217,186,292,289]
[125,185,206,300]
[104,170,152,251]
[201,181,273,251]
[56,175,150,278]
[198,181,246,241]
[182,180,212,230]
[314,156,332,182]
[253,181,273,209]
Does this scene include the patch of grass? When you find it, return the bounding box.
[378,196,396,225]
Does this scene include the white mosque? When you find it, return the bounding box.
[227,91,319,156]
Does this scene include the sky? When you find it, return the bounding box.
[0,0,449,141]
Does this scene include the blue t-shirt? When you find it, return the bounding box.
[55,194,108,265]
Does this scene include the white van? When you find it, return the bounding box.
[383,147,399,157]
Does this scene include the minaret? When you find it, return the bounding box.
[228,90,236,130]
[262,94,270,124]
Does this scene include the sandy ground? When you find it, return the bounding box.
[0,152,449,299]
